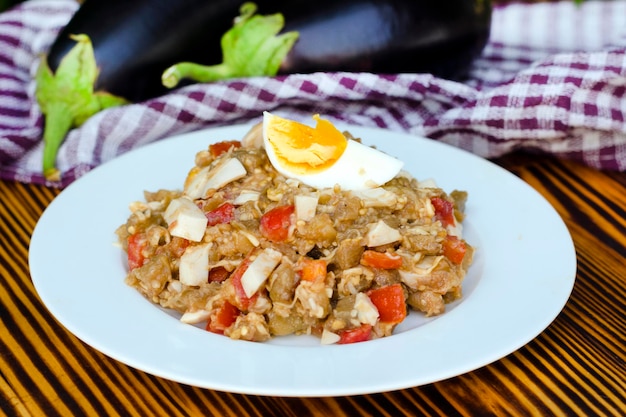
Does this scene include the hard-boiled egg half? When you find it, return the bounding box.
[262,112,403,190]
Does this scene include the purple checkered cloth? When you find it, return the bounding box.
[1,0,625,186]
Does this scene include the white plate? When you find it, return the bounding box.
[30,123,576,396]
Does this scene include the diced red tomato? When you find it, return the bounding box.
[206,301,240,334]
[205,202,235,226]
[431,197,455,228]
[259,205,295,242]
[209,140,241,157]
[367,284,407,324]
[442,235,467,265]
[230,254,258,310]
[208,266,230,283]
[299,258,327,283]
[338,324,372,344]
[127,233,149,270]
[360,250,403,269]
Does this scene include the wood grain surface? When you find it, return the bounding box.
[1,151,624,417]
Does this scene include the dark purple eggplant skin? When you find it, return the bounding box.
[47,0,244,101]
[47,0,491,102]
[276,0,492,79]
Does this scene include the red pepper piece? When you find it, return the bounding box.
[206,202,235,226]
[442,235,467,265]
[338,324,372,344]
[259,205,294,242]
[431,197,455,228]
[360,250,403,269]
[367,284,407,324]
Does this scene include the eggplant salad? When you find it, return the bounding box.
[115,113,474,344]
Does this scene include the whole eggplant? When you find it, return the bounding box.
[47,0,492,102]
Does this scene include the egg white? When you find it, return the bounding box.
[263,115,404,190]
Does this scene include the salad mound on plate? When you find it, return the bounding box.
[115,113,474,344]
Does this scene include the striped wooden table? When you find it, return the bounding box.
[1,152,624,416]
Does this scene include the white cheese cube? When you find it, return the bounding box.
[354,293,379,325]
[240,248,282,298]
[320,328,341,345]
[447,220,463,238]
[233,190,260,205]
[180,309,211,324]
[184,157,247,199]
[354,188,397,208]
[417,178,438,189]
[295,194,318,221]
[163,197,208,242]
[366,220,401,247]
[179,243,212,286]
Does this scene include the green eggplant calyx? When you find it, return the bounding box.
[35,34,128,181]
[161,2,299,89]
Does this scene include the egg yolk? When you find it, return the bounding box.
[265,114,347,174]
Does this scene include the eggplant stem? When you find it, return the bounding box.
[162,62,232,88]
[42,104,74,182]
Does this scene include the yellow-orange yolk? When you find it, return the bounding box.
[264,114,347,174]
